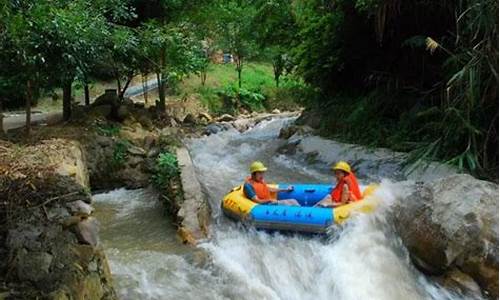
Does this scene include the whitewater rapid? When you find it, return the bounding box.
[93,116,475,300]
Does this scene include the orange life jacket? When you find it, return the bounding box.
[245,176,271,200]
[331,172,362,203]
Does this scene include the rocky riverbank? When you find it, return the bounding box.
[277,117,499,299]
[0,97,213,298]
[0,96,294,297]
[0,139,116,299]
[393,175,499,299]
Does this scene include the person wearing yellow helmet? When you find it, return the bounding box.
[244,161,300,206]
[314,161,362,207]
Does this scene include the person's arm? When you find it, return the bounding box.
[269,185,294,193]
[340,183,349,203]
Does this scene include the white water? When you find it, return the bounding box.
[93,117,473,300]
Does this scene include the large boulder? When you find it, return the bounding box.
[92,89,119,107]
[295,109,322,129]
[393,175,498,298]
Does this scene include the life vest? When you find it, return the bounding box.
[331,172,362,203]
[245,176,271,200]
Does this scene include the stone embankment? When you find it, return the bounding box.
[0,139,116,299]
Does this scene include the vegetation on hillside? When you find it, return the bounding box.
[0,0,497,178]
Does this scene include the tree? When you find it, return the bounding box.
[214,0,258,88]
[139,21,205,111]
[106,26,141,101]
[1,1,54,134]
[253,0,297,87]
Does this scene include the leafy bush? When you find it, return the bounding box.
[216,84,266,112]
[152,152,179,189]
[96,123,121,137]
[111,140,130,168]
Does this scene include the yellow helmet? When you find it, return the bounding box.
[332,161,351,173]
[250,161,268,173]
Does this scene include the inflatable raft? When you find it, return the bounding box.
[222,183,379,234]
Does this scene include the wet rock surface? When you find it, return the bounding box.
[393,175,499,298]
[173,147,210,244]
[0,139,117,299]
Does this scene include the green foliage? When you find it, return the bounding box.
[216,85,265,112]
[96,123,121,137]
[289,0,498,178]
[152,152,179,189]
[111,140,130,168]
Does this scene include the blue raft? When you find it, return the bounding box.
[221,183,379,234]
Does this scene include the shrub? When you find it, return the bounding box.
[111,139,130,168]
[152,152,179,189]
[96,123,121,137]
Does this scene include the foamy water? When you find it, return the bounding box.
[93,116,477,300]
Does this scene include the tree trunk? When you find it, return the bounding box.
[25,80,33,136]
[142,74,148,104]
[116,76,122,95]
[0,97,4,136]
[236,56,243,88]
[273,64,280,87]
[157,72,166,111]
[84,83,90,106]
[200,70,207,86]
[237,67,242,88]
[118,76,132,100]
[62,81,72,121]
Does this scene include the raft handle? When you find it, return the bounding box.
[304,188,316,193]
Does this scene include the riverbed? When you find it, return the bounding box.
[93,116,476,300]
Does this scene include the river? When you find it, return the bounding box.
[93,116,475,300]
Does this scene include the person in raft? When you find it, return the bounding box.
[244,161,301,206]
[314,161,362,207]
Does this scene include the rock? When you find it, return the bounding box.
[47,205,72,220]
[143,135,157,151]
[204,123,232,135]
[122,97,134,106]
[15,249,53,283]
[7,226,42,251]
[169,118,179,127]
[198,112,213,123]
[393,175,499,298]
[72,217,99,246]
[118,166,150,189]
[115,104,129,121]
[88,105,112,120]
[279,125,299,139]
[183,113,197,125]
[66,200,94,217]
[95,135,113,147]
[276,140,300,155]
[49,290,70,300]
[62,216,83,228]
[137,114,154,129]
[233,118,252,132]
[272,109,281,114]
[295,110,322,129]
[119,123,150,145]
[175,147,210,242]
[147,147,160,158]
[92,89,119,107]
[435,268,483,299]
[127,145,146,156]
[127,156,143,168]
[216,114,235,122]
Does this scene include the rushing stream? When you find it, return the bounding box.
[93,116,474,300]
